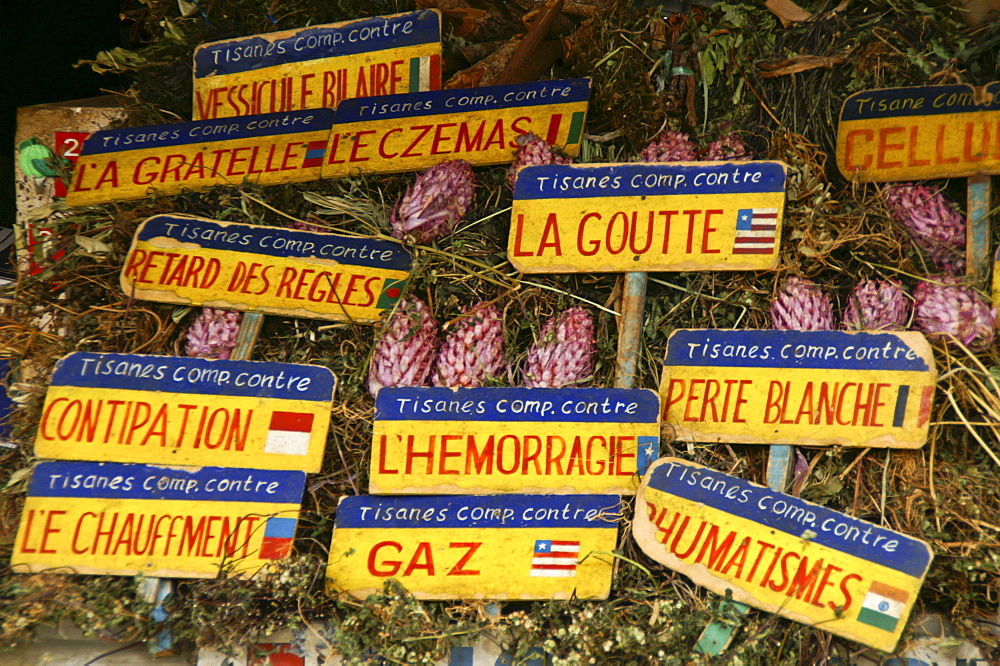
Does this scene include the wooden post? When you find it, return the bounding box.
[614,273,648,390]
[966,175,992,287]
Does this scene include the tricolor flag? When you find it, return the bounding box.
[530,539,580,577]
[264,411,315,456]
[545,112,586,146]
[258,516,297,560]
[732,208,778,255]
[408,54,441,93]
[301,140,327,168]
[856,581,909,632]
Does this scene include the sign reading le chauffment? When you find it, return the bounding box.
[634,458,933,652]
[122,214,410,323]
[12,461,306,578]
[370,387,660,495]
[35,352,335,473]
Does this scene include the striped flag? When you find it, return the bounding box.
[530,539,580,577]
[301,140,327,168]
[732,208,778,255]
[408,54,441,93]
[545,112,587,146]
[258,517,297,560]
[263,411,314,456]
[856,581,909,632]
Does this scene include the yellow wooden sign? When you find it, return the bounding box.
[327,494,620,599]
[121,215,410,323]
[837,82,1000,181]
[12,461,304,578]
[370,387,659,495]
[192,10,442,120]
[660,329,936,449]
[634,458,933,652]
[509,162,786,273]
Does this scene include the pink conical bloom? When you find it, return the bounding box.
[913,279,996,352]
[771,277,836,331]
[704,133,753,161]
[184,308,242,360]
[523,308,596,388]
[432,303,506,388]
[883,183,965,273]
[368,297,439,396]
[638,130,697,163]
[508,133,573,190]
[843,279,910,331]
[288,215,328,233]
[391,160,476,244]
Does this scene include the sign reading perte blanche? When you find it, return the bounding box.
[12,461,305,578]
[327,494,620,599]
[370,387,659,495]
[508,162,786,273]
[634,458,933,652]
[121,214,410,323]
[34,352,335,473]
[660,329,936,449]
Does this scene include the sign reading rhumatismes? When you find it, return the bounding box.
[660,329,936,449]
[370,387,660,495]
[508,162,786,273]
[65,110,332,207]
[836,82,1000,181]
[327,494,620,599]
[193,10,442,120]
[634,458,933,652]
[121,214,410,323]
[12,461,305,578]
[321,79,590,178]
[34,352,335,472]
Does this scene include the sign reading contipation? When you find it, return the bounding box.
[660,329,936,449]
[370,387,659,495]
[34,352,335,472]
[634,458,933,652]
[121,214,410,323]
[327,494,620,599]
[12,461,306,578]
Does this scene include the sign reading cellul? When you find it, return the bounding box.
[321,79,590,178]
[370,387,659,495]
[65,110,332,207]
[660,330,936,448]
[634,458,933,652]
[12,461,305,578]
[121,214,410,323]
[327,494,620,599]
[35,352,335,473]
[193,10,442,120]
[837,82,1000,181]
[508,162,786,273]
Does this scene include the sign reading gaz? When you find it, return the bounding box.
[327,494,620,599]
[12,461,306,578]
[660,329,936,449]
[634,458,933,652]
[370,387,660,495]
[508,162,786,273]
[121,214,410,323]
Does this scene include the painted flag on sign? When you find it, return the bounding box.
[545,112,587,146]
[856,581,909,632]
[530,539,580,577]
[301,141,327,168]
[264,411,315,455]
[732,208,778,255]
[258,516,297,560]
[408,54,442,93]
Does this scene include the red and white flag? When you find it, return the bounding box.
[530,540,580,577]
[263,411,314,456]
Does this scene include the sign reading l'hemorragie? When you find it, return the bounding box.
[65,110,333,207]
[121,214,410,323]
[508,161,786,273]
[370,387,660,495]
[836,82,1000,181]
[12,461,306,578]
[193,10,442,120]
[327,494,620,599]
[35,352,335,473]
[660,329,936,449]
[634,458,933,652]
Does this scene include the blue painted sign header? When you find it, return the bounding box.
[840,82,1000,121]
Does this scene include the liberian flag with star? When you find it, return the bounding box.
[530,540,580,577]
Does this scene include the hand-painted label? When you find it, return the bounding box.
[321,79,590,178]
[634,458,933,652]
[121,214,410,323]
[508,162,786,273]
[65,110,332,206]
[11,461,305,577]
[837,82,1000,181]
[370,387,660,495]
[34,352,335,472]
[192,10,442,120]
[660,330,936,448]
[327,494,620,599]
